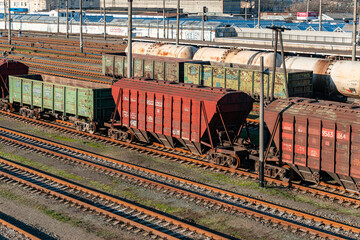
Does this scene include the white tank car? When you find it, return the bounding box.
[284,57,360,99]
[193,47,282,68]
[125,42,198,59]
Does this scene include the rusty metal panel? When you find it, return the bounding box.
[212,66,225,88]
[154,61,165,81]
[225,68,240,90]
[184,63,201,85]
[133,58,144,78]
[202,65,213,87]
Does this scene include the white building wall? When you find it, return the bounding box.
[102,0,225,14]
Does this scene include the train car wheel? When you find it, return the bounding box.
[125,130,134,143]
[226,155,240,169]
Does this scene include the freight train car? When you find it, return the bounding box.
[184,63,313,100]
[8,74,115,133]
[105,78,253,168]
[102,53,313,101]
[0,59,29,99]
[265,98,360,192]
[102,53,205,82]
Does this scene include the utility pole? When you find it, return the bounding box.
[257,0,261,28]
[163,0,165,38]
[352,0,358,61]
[259,56,265,188]
[79,0,83,53]
[66,0,69,38]
[319,0,322,31]
[127,0,133,78]
[245,2,248,21]
[8,0,10,45]
[176,0,180,45]
[4,0,6,30]
[202,6,208,41]
[103,0,106,40]
[306,0,310,23]
[57,0,60,33]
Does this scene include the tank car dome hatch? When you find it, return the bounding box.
[125,42,198,59]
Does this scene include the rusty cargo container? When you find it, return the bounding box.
[110,78,253,163]
[0,59,29,98]
[9,74,114,132]
[265,98,360,192]
[184,62,313,99]
[103,53,197,82]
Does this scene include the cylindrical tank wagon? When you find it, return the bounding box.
[283,57,360,100]
[125,42,198,60]
[193,48,282,68]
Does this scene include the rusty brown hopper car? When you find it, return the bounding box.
[108,78,253,168]
[265,98,360,192]
[0,59,29,98]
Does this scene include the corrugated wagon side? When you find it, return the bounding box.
[184,62,313,99]
[265,98,360,192]
[102,53,197,82]
[9,74,114,133]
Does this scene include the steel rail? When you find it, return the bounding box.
[0,218,41,240]
[0,127,358,238]
[0,158,228,240]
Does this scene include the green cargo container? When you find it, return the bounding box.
[184,63,313,99]
[9,74,114,123]
[102,53,199,82]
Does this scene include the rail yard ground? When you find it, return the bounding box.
[1,33,360,240]
[1,112,360,240]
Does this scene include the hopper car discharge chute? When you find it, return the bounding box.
[106,78,253,168]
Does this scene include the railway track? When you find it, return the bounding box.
[8,55,102,73]
[0,157,228,240]
[18,61,111,82]
[0,123,359,239]
[0,217,40,240]
[0,43,103,58]
[1,109,360,209]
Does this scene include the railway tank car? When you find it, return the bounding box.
[192,47,282,68]
[265,97,360,192]
[283,57,360,100]
[125,42,198,60]
[105,78,253,168]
